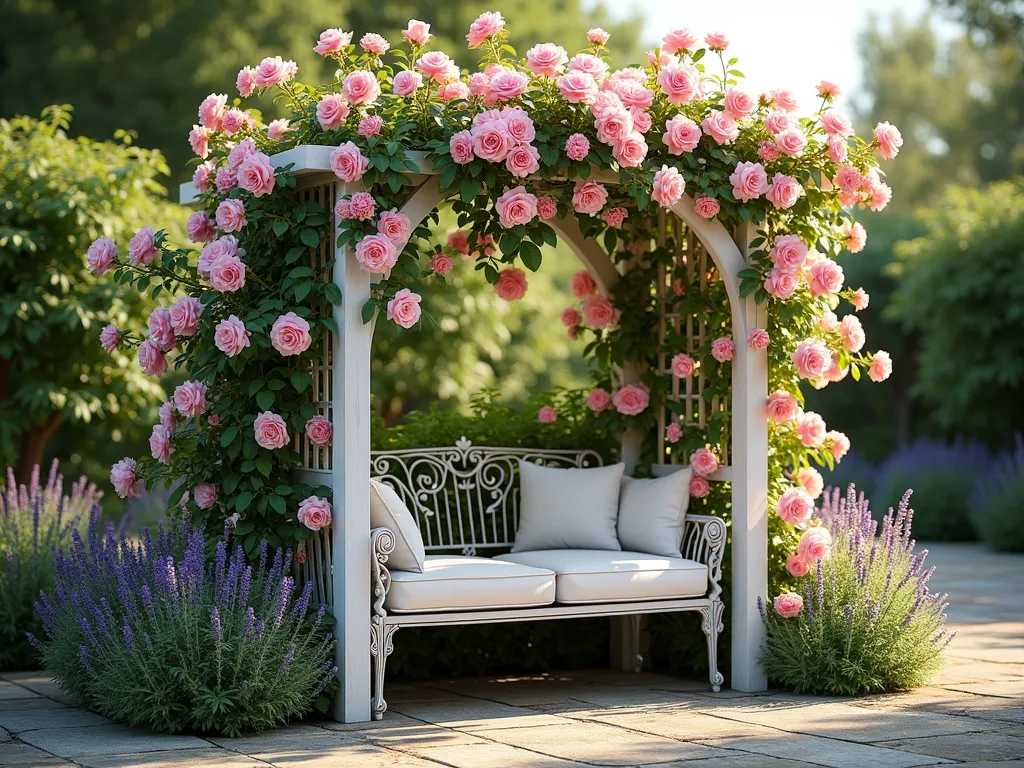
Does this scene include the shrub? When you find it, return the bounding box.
[873,439,989,541]
[970,435,1024,553]
[34,520,336,736]
[759,486,950,695]
[0,461,98,670]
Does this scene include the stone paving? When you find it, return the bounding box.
[1,542,1021,767]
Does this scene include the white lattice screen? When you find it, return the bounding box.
[655,211,730,467]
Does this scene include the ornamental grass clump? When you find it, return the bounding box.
[970,435,1024,553]
[0,462,99,670]
[760,486,950,695]
[33,520,336,736]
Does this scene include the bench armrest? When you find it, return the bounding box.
[371,527,396,620]
[681,514,726,601]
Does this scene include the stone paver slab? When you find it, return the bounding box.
[878,731,1024,762]
[360,722,485,749]
[941,680,1024,698]
[705,732,952,768]
[18,725,209,759]
[3,678,76,706]
[0,708,108,733]
[0,698,68,713]
[254,743,443,767]
[568,706,782,742]
[0,741,70,766]
[425,676,603,707]
[643,757,820,768]
[390,698,568,730]
[0,685,38,702]
[207,724,361,754]
[414,741,592,767]
[0,728,7,743]
[76,748,266,767]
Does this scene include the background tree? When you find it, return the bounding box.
[0,106,180,483]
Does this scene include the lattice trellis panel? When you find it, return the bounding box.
[655,211,731,466]
[295,182,336,472]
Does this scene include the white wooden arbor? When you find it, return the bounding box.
[181,145,769,723]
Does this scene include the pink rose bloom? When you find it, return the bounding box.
[840,315,865,353]
[841,221,867,253]
[495,186,538,228]
[817,80,841,98]
[87,237,117,274]
[776,487,814,526]
[314,28,352,56]
[174,380,208,419]
[868,350,892,382]
[489,69,529,102]
[770,234,807,274]
[724,87,756,118]
[561,307,581,326]
[757,141,780,163]
[711,337,734,362]
[348,192,375,221]
[829,430,851,461]
[595,107,634,146]
[254,56,296,88]
[447,231,470,255]
[691,447,719,477]
[466,11,504,47]
[590,90,623,115]
[197,235,242,279]
[693,196,720,219]
[827,136,849,164]
[216,167,237,192]
[796,411,827,448]
[796,467,824,500]
[602,207,628,228]
[393,70,423,97]
[430,253,454,276]
[851,288,870,312]
[189,125,210,159]
[110,458,138,499]
[587,388,610,412]
[208,255,246,293]
[147,308,174,352]
[818,309,840,333]
[192,161,213,192]
[820,111,853,138]
[298,496,333,531]
[316,94,350,130]
[657,63,702,105]
[215,199,246,234]
[537,196,558,219]
[766,390,799,423]
[170,296,203,338]
[387,288,422,328]
[305,415,333,447]
[568,53,609,81]
[149,424,173,465]
[439,81,470,103]
[469,72,491,96]
[343,70,381,105]
[874,121,903,159]
[747,328,769,350]
[630,108,652,134]
[763,112,792,137]
[690,475,711,498]
[565,133,591,162]
[671,353,695,378]
[798,527,832,564]
[471,121,512,162]
[538,406,558,424]
[506,144,541,178]
[330,142,370,182]
[377,209,412,246]
[237,152,276,197]
[612,132,648,168]
[792,339,832,380]
[729,162,768,203]
[662,28,698,53]
[702,111,739,145]
[786,554,810,578]
[773,593,803,619]
[271,312,312,356]
[99,324,120,353]
[764,267,799,300]
[834,165,864,194]
[770,88,798,112]
[651,165,685,208]
[705,31,729,51]
[128,226,158,266]
[186,211,216,244]
[415,51,456,83]
[194,484,217,509]
[582,295,616,328]
[613,384,649,416]
[254,411,289,450]
[809,258,845,298]
[403,19,431,46]
[766,173,803,210]
[666,422,683,443]
[501,108,536,142]
[449,131,474,165]
[588,28,611,45]
[572,180,608,215]
[868,181,893,212]
[158,401,177,432]
[570,270,598,299]
[360,32,390,55]
[198,93,227,130]
[557,71,599,104]
[775,128,807,157]
[494,268,529,302]
[214,315,251,357]
[220,109,250,136]
[236,67,257,98]
[137,339,167,377]
[358,116,384,138]
[355,234,398,273]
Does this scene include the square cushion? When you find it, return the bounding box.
[510,460,625,553]
[370,479,426,573]
[617,469,692,558]
[385,556,556,613]
[495,549,707,604]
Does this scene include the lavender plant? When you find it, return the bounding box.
[759,486,951,695]
[1,462,99,670]
[970,435,1024,552]
[33,520,336,736]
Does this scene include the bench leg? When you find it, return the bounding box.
[370,619,398,720]
[700,600,726,692]
[610,615,643,673]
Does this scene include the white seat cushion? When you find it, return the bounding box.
[495,549,707,604]
[386,556,556,613]
[370,480,425,573]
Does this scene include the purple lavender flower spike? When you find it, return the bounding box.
[279,645,295,676]
[243,606,255,639]
[122,616,134,648]
[293,581,313,618]
[210,606,222,644]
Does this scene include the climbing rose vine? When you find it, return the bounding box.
[89,14,897,572]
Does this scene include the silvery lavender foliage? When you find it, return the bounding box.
[759,485,950,695]
[874,438,989,541]
[1,461,99,670]
[34,519,336,736]
[970,434,1024,552]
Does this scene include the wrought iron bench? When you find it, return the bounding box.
[363,437,727,719]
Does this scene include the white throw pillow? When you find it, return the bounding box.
[510,460,625,553]
[370,480,426,573]
[617,469,692,558]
